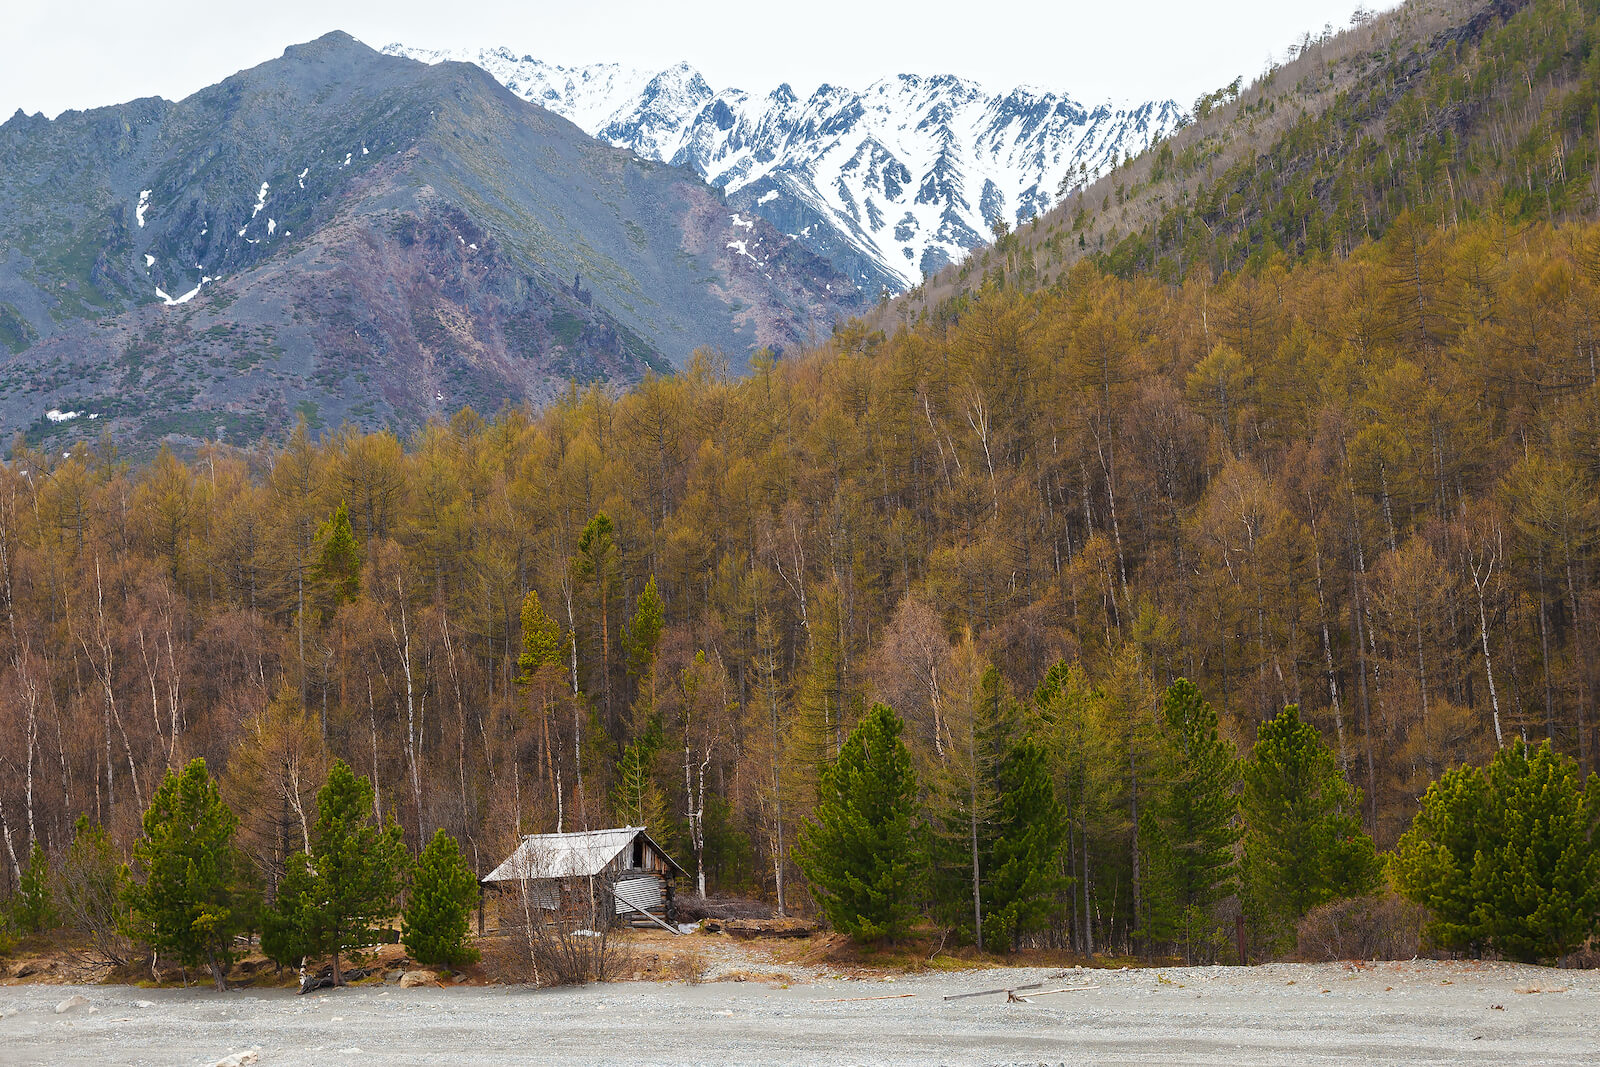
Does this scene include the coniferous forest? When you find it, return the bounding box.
[5,0,1600,968]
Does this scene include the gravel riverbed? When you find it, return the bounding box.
[1,958,1596,1065]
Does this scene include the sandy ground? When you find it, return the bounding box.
[0,958,1596,1066]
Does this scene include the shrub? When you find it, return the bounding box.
[1296,893,1424,962]
[57,816,133,967]
[498,873,629,986]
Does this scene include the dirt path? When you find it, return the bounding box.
[1,959,1595,1065]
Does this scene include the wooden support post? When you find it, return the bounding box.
[478,882,486,936]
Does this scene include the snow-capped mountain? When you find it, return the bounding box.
[385,45,1185,294]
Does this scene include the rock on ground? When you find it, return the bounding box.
[399,969,439,988]
[52,994,88,1014]
[208,1050,259,1067]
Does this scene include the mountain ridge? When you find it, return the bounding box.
[384,44,1185,294]
[0,32,861,448]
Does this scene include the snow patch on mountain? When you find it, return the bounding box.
[385,44,1182,292]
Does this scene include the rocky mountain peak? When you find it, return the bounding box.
[383,43,1183,294]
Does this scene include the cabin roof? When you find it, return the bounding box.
[482,825,685,883]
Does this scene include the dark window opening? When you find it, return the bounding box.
[632,838,645,869]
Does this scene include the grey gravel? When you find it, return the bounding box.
[0,959,1595,1066]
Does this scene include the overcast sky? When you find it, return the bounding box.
[5,0,1400,119]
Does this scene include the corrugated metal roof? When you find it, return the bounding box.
[482,826,683,882]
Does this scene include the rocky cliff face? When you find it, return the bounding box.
[0,33,861,448]
[388,45,1185,294]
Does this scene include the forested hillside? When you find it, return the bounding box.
[4,206,1600,954]
[5,0,1600,964]
[895,0,1600,318]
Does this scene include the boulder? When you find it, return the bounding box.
[53,994,89,1014]
[399,969,439,988]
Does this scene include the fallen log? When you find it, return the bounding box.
[297,965,372,994]
[722,918,818,939]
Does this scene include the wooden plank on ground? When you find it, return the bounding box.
[943,981,1043,1002]
[620,899,680,934]
[1008,984,1099,1002]
[813,993,918,1003]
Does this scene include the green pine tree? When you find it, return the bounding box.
[623,575,665,687]
[16,841,56,934]
[614,575,669,828]
[1392,739,1600,963]
[1134,806,1181,950]
[1241,706,1381,953]
[794,702,921,942]
[124,758,257,990]
[261,851,315,971]
[402,828,481,969]
[1149,679,1240,959]
[268,758,408,984]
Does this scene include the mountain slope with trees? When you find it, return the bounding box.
[890,0,1600,320]
[4,0,1600,966]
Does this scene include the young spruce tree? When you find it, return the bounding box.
[267,758,407,983]
[1148,679,1240,959]
[1392,739,1600,962]
[935,667,1065,952]
[402,828,481,969]
[795,703,920,942]
[982,736,1067,951]
[125,758,256,990]
[1241,706,1381,952]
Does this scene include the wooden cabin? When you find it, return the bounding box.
[481,826,685,929]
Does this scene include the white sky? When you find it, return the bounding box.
[4,0,1401,119]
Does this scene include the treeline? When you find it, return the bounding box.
[800,691,1599,962]
[4,210,1600,956]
